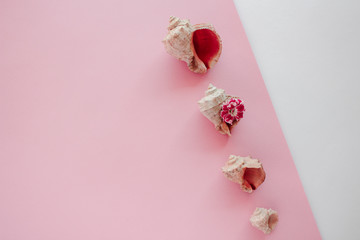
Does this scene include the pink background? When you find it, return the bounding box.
[0,0,321,239]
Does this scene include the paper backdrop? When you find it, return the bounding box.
[0,0,321,239]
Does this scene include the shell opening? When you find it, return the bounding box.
[243,167,265,190]
[268,213,279,230]
[192,29,220,69]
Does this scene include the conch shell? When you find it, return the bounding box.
[163,16,222,73]
[222,155,265,193]
[250,208,279,234]
[198,84,244,136]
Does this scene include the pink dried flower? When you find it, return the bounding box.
[220,98,245,125]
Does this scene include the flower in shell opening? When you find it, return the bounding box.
[220,98,245,125]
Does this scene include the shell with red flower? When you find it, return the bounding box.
[198,84,245,136]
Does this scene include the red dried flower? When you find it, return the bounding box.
[220,98,245,125]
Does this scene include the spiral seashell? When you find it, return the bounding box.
[250,208,279,234]
[198,84,243,136]
[163,16,222,74]
[222,155,266,193]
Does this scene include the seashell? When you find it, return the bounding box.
[198,84,245,136]
[163,16,222,73]
[250,207,279,234]
[222,155,265,193]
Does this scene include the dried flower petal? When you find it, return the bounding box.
[220,98,245,125]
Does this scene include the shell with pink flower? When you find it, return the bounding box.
[198,84,245,136]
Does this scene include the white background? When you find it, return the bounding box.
[233,0,360,239]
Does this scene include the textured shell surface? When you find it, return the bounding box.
[198,84,227,111]
[198,84,230,133]
[163,16,194,63]
[222,155,266,193]
[250,208,279,234]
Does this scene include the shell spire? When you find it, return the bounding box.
[163,16,222,73]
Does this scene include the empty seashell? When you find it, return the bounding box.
[250,207,279,234]
[163,16,222,73]
[222,155,265,193]
[198,84,245,136]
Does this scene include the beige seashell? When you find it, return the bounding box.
[250,207,279,234]
[222,155,266,193]
[198,84,240,136]
[163,17,194,68]
[163,16,222,74]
